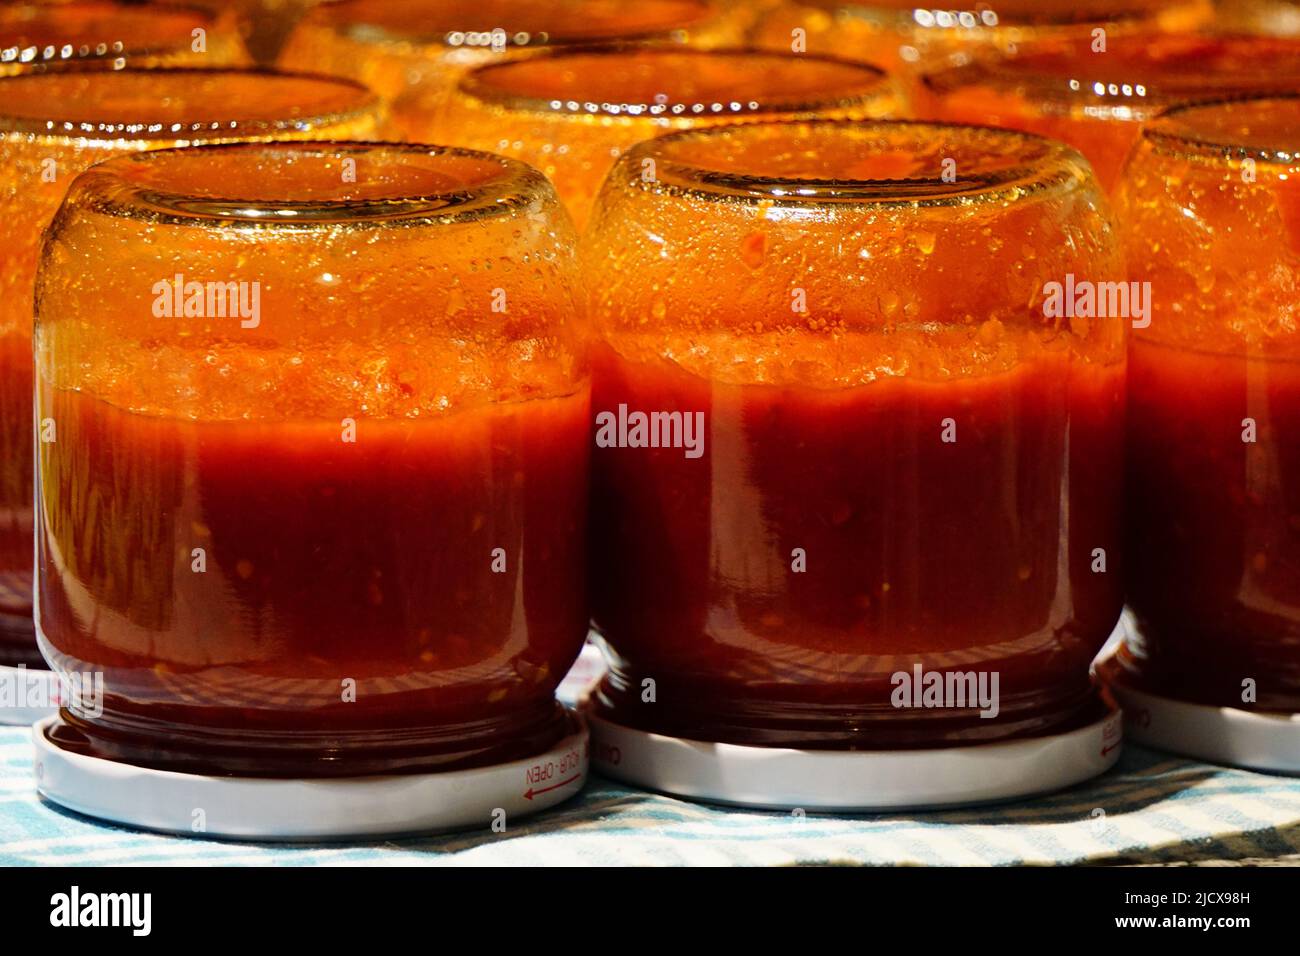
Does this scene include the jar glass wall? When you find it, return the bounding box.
[1115,95,1300,712]
[35,142,590,776]
[1,0,247,73]
[0,67,379,668]
[439,47,901,228]
[583,120,1126,748]
[918,32,1300,192]
[279,0,746,133]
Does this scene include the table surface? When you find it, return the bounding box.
[2,719,1298,866]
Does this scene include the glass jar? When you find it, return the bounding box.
[438,47,900,228]
[1,0,247,74]
[1115,95,1300,712]
[750,0,1210,75]
[36,142,590,776]
[918,32,1300,192]
[0,66,379,668]
[279,0,746,133]
[584,119,1126,748]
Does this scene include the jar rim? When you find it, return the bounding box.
[792,0,1191,28]
[455,45,892,119]
[1,0,218,67]
[307,0,715,48]
[615,118,1095,208]
[0,65,379,141]
[1142,92,1300,167]
[920,33,1300,119]
[60,140,563,228]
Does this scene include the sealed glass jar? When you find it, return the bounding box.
[35,142,590,778]
[918,32,1300,192]
[439,47,900,228]
[0,0,246,74]
[583,120,1126,760]
[1113,95,1300,717]
[280,0,746,133]
[0,67,378,672]
[750,0,1209,75]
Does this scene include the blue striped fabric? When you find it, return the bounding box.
[2,722,1298,865]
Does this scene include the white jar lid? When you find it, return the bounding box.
[1098,651,1300,775]
[32,712,589,840]
[586,700,1122,811]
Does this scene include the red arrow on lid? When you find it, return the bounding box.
[524,773,583,801]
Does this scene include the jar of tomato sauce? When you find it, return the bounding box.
[1104,95,1300,772]
[33,143,591,823]
[582,120,1126,807]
